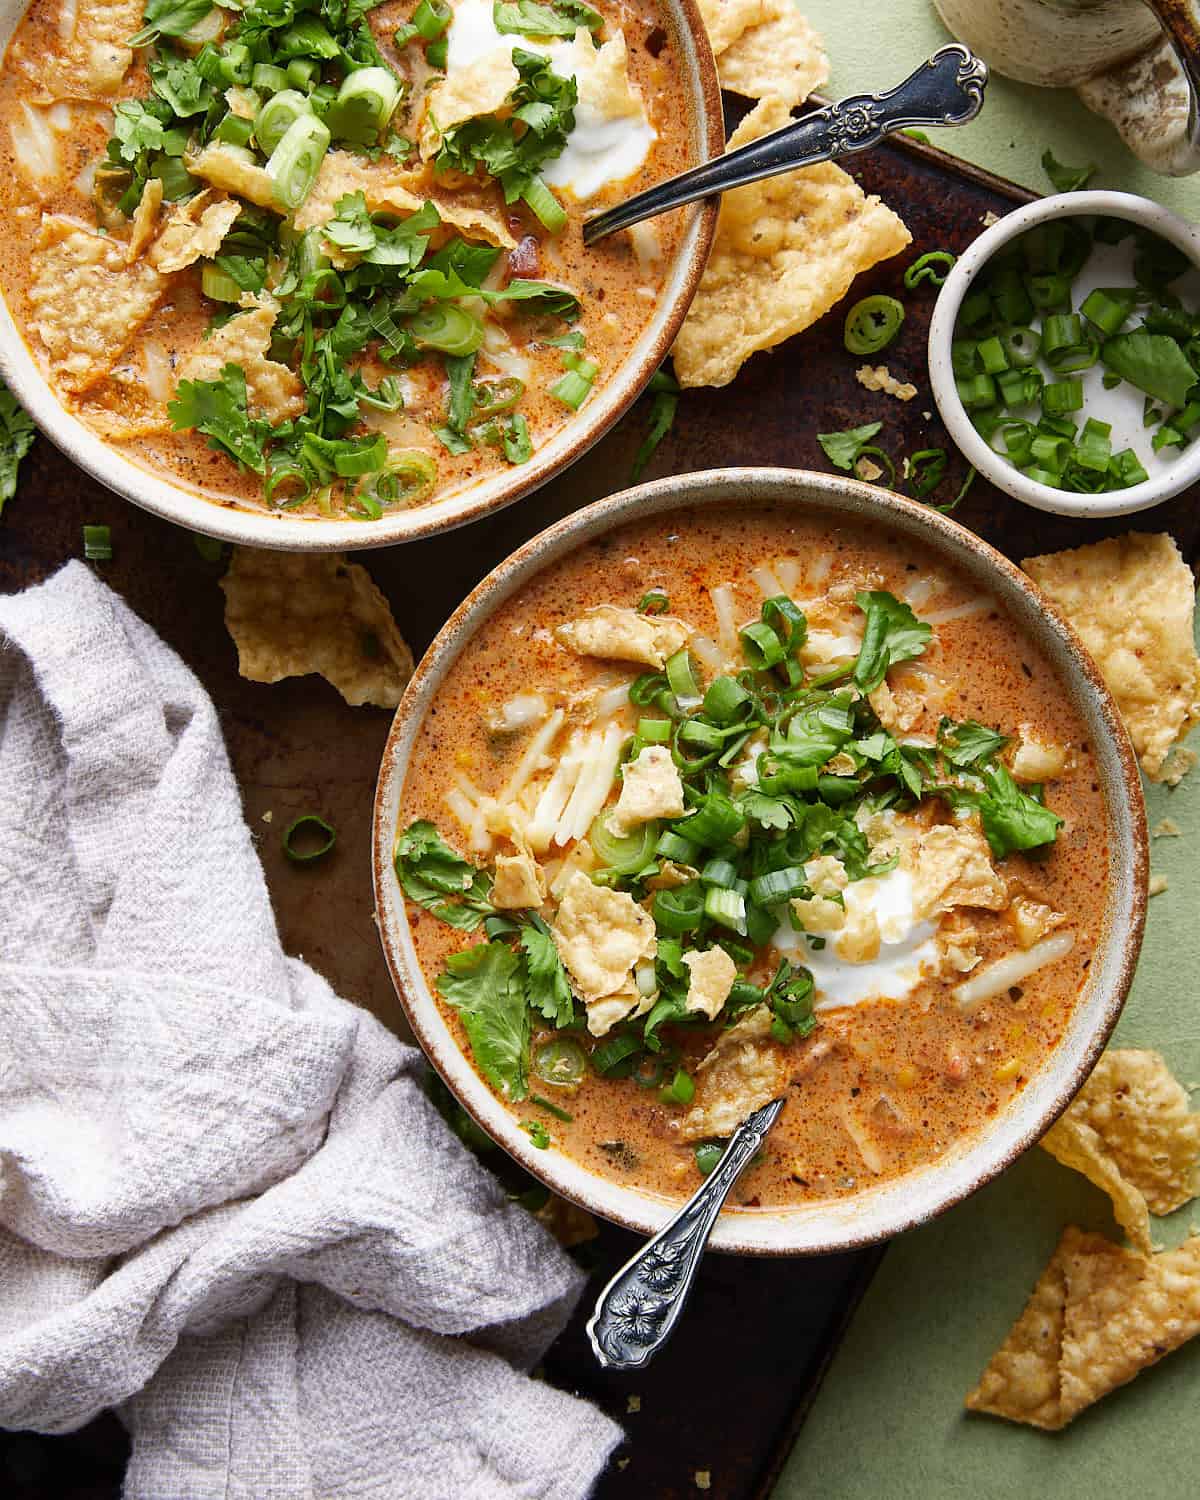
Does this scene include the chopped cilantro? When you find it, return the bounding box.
[519,1117,552,1148]
[1041,149,1096,194]
[852,591,932,693]
[976,763,1064,859]
[168,365,271,474]
[393,820,495,929]
[817,421,883,471]
[438,941,530,1101]
[520,924,574,1028]
[0,381,36,517]
[494,0,602,36]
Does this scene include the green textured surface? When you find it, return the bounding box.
[802,0,1200,219]
[777,625,1200,1498]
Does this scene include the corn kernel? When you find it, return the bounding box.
[994,1057,1021,1082]
[455,748,473,766]
[896,1064,917,1088]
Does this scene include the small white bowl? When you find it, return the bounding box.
[928,190,1200,519]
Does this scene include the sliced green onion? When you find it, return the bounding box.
[637,716,672,743]
[534,1037,586,1087]
[1000,325,1040,367]
[951,339,979,378]
[425,37,448,69]
[411,303,484,356]
[357,450,438,509]
[637,588,669,614]
[702,674,752,725]
[254,89,312,155]
[747,866,809,906]
[286,57,320,89]
[82,523,112,560]
[215,112,255,147]
[996,366,1043,408]
[283,813,336,863]
[704,886,747,935]
[959,290,991,327]
[665,648,701,705]
[700,857,738,889]
[266,111,331,210]
[522,175,567,234]
[1026,272,1070,310]
[652,882,705,934]
[252,63,289,95]
[218,43,252,86]
[843,294,905,355]
[656,829,699,864]
[413,0,452,37]
[660,1069,695,1107]
[904,250,956,288]
[1042,378,1083,416]
[529,1093,573,1122]
[1022,465,1063,488]
[549,367,594,410]
[1080,286,1134,337]
[675,793,743,848]
[1042,312,1098,373]
[1029,432,1069,470]
[589,812,658,874]
[1109,448,1149,487]
[977,335,1009,374]
[739,620,785,670]
[956,373,997,410]
[200,263,243,302]
[328,66,402,144]
[694,1140,724,1176]
[473,377,524,417]
[1075,416,1112,472]
[907,447,947,498]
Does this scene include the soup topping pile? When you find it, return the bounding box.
[396,513,1102,1199]
[0,0,688,516]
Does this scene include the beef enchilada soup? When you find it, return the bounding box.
[0,0,693,518]
[396,506,1109,1209]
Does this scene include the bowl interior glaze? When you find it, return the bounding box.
[0,0,721,550]
[372,468,1147,1254]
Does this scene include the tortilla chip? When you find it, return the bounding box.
[1041,1112,1153,1253]
[188,145,280,212]
[149,193,242,274]
[126,178,163,264]
[433,196,517,250]
[178,306,304,425]
[534,1192,599,1248]
[220,549,414,709]
[695,0,778,56]
[673,97,910,388]
[75,366,171,440]
[680,1005,788,1139]
[420,48,519,155]
[1053,1049,1200,1217]
[968,1226,1200,1429]
[1023,534,1200,781]
[716,1,829,106]
[293,150,426,231]
[28,217,164,395]
[40,0,141,100]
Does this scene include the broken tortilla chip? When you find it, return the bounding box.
[695,0,778,56]
[178,306,305,425]
[220,549,414,708]
[1023,534,1200,782]
[715,0,829,106]
[1046,1049,1200,1218]
[967,1226,1200,1429]
[672,97,910,388]
[188,145,280,212]
[126,178,163,264]
[39,0,141,101]
[1041,1111,1152,1253]
[420,48,519,155]
[28,217,164,395]
[149,193,242,274]
[293,150,425,232]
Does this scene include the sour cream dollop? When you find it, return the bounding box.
[774,867,940,1010]
[443,0,657,200]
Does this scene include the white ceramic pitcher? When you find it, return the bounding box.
[934,0,1200,175]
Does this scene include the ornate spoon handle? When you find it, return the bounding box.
[585,1096,784,1370]
[582,44,988,244]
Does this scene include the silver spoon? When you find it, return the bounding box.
[586,1096,784,1370]
[582,43,988,245]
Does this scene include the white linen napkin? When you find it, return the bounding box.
[0,561,621,1499]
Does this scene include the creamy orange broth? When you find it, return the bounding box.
[0,0,692,517]
[401,507,1108,1210]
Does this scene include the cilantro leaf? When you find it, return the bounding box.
[977,763,1063,859]
[130,0,218,46]
[148,51,215,116]
[0,381,36,516]
[817,421,882,471]
[852,590,932,693]
[520,925,573,1027]
[738,791,793,830]
[519,1117,551,1147]
[393,819,494,929]
[1041,149,1095,194]
[168,365,271,474]
[1101,329,1197,408]
[937,717,1009,769]
[110,100,169,164]
[493,0,602,36]
[631,369,679,481]
[437,941,530,1100]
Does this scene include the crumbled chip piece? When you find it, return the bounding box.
[681,1005,788,1139]
[716,0,828,106]
[225,86,259,120]
[150,192,242,274]
[41,0,141,100]
[178,306,305,424]
[1041,1112,1152,1253]
[868,678,921,732]
[220,549,414,708]
[694,1473,712,1493]
[626,1395,641,1413]
[1009,729,1067,783]
[1009,894,1064,949]
[910,823,1008,921]
[1149,873,1169,896]
[126,178,163,264]
[420,49,520,155]
[533,1192,598,1247]
[1162,746,1197,786]
[550,869,656,1033]
[294,150,423,230]
[555,605,692,668]
[610,745,685,834]
[856,363,917,400]
[28,217,164,394]
[1023,534,1200,781]
[982,210,1000,226]
[855,455,883,483]
[695,0,776,54]
[491,849,547,909]
[188,144,279,210]
[681,946,737,1020]
[967,1226,1200,1429]
[674,97,910,388]
[1153,816,1182,837]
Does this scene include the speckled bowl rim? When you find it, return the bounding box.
[928,189,1200,519]
[0,0,722,551]
[372,467,1147,1255]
